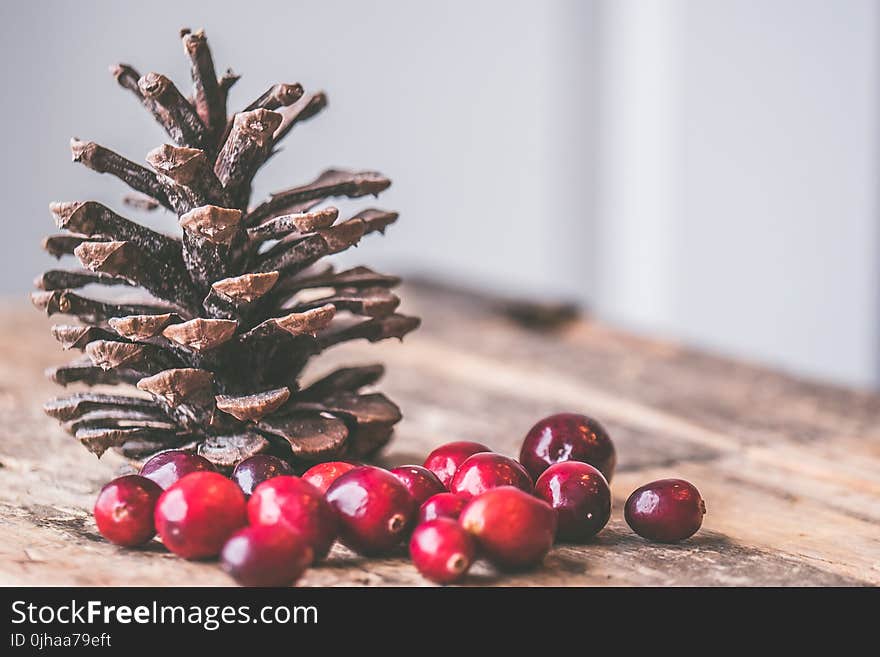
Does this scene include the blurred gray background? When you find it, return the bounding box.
[1,0,878,389]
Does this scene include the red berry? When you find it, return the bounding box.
[325,466,416,555]
[459,486,556,570]
[301,461,358,494]
[449,453,533,499]
[232,454,293,496]
[221,524,312,587]
[93,475,162,547]
[248,476,337,561]
[535,462,611,541]
[139,450,215,489]
[418,492,468,524]
[154,471,247,560]
[390,465,446,506]
[519,413,616,481]
[625,478,706,542]
[423,441,492,488]
[409,518,475,584]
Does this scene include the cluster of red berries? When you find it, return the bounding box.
[92,412,706,586]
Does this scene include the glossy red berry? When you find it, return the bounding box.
[423,441,492,488]
[519,413,617,481]
[93,475,162,547]
[301,461,358,494]
[325,466,416,555]
[139,450,215,489]
[248,476,337,561]
[449,452,533,499]
[418,492,468,524]
[535,462,611,541]
[459,486,556,570]
[410,518,476,584]
[154,471,247,560]
[232,454,294,496]
[391,465,446,506]
[221,524,312,587]
[625,478,706,542]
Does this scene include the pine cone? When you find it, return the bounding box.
[33,29,420,470]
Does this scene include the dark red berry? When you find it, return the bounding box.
[93,475,162,547]
[154,471,247,560]
[301,461,358,494]
[449,453,533,499]
[625,478,706,542]
[418,492,468,524]
[325,466,416,556]
[535,461,611,541]
[519,413,616,481]
[459,486,556,570]
[248,476,337,561]
[221,524,312,587]
[232,454,294,496]
[410,518,475,584]
[139,450,215,489]
[423,441,492,488]
[390,465,446,506]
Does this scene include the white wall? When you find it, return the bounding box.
[0,0,594,302]
[593,0,880,388]
[3,0,879,388]
[594,0,684,330]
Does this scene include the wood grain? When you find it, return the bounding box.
[1,283,878,586]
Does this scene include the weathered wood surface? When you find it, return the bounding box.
[1,283,878,586]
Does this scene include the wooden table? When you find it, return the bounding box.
[1,283,878,586]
